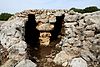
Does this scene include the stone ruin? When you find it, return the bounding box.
[0,9,100,67]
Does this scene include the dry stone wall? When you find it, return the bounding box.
[54,11,100,67]
[0,9,100,67]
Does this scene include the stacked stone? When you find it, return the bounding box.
[0,9,67,66]
[54,11,100,67]
[0,9,100,67]
[0,17,36,67]
[9,9,67,23]
[34,9,66,46]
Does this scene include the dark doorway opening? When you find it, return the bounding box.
[25,14,40,49]
[24,14,65,66]
[50,14,65,41]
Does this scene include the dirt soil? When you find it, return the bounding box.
[27,38,63,67]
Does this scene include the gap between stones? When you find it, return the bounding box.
[24,14,64,67]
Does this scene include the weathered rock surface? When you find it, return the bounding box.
[70,58,87,67]
[39,32,51,46]
[54,11,100,67]
[0,17,28,67]
[15,59,37,67]
[0,10,100,67]
[53,51,69,65]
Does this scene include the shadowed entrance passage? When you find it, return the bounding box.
[25,14,40,49]
[50,14,65,41]
[25,14,65,67]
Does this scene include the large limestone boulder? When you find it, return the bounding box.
[36,23,54,31]
[15,59,37,67]
[53,51,75,65]
[70,58,87,67]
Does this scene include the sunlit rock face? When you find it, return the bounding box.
[39,32,51,46]
[36,23,54,31]
[36,23,54,46]
[0,17,29,67]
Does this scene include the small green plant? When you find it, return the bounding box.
[0,13,13,21]
[83,6,99,13]
[70,6,100,13]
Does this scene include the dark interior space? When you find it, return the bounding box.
[25,14,40,49]
[50,14,65,41]
[95,28,100,34]
[24,14,65,66]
